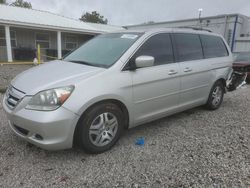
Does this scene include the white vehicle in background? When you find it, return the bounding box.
[3,28,233,153]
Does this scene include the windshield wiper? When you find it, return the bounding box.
[65,60,106,68]
[67,60,94,66]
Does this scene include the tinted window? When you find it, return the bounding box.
[200,35,228,58]
[174,33,203,62]
[64,33,142,68]
[132,33,174,66]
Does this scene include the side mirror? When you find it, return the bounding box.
[135,56,155,68]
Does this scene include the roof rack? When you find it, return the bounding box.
[177,26,212,33]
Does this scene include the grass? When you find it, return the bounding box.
[0,87,6,93]
[0,62,35,65]
[0,61,46,65]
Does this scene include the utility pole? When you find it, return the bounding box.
[198,8,203,29]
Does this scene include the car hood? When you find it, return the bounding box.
[11,60,105,95]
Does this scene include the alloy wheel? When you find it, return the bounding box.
[211,86,223,106]
[89,112,118,147]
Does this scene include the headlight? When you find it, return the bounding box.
[26,86,74,111]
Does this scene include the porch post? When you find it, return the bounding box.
[5,25,13,62]
[57,31,62,59]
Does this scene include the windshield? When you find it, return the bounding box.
[234,53,250,62]
[64,32,142,68]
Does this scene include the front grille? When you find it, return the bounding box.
[13,124,29,136]
[7,94,19,108]
[5,86,25,109]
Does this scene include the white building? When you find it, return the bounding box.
[126,14,250,53]
[0,5,123,62]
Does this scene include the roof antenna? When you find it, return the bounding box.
[198,8,203,29]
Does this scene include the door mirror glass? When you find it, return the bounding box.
[135,56,155,68]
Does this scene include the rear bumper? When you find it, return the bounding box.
[3,94,80,150]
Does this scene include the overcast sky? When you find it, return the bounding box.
[7,0,250,25]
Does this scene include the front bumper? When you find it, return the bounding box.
[3,94,80,150]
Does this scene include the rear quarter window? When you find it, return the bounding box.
[200,35,229,58]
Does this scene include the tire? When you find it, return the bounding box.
[205,81,224,110]
[75,103,124,154]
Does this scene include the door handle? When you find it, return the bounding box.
[183,67,192,72]
[168,70,178,75]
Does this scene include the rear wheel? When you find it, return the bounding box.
[75,103,124,154]
[206,81,224,110]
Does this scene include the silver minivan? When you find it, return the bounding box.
[3,28,233,153]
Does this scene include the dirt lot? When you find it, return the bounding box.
[0,64,33,90]
[0,65,250,187]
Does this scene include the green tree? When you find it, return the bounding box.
[80,11,108,24]
[0,0,7,4]
[10,0,32,8]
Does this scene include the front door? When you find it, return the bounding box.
[129,33,181,125]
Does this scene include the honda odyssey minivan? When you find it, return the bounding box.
[3,28,233,153]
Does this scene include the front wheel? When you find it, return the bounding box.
[205,81,224,110]
[75,103,124,154]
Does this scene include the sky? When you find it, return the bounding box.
[7,0,250,26]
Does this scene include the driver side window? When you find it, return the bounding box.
[131,33,174,66]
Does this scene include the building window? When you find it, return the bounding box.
[10,31,17,47]
[36,33,50,49]
[0,30,5,47]
[65,35,78,50]
[0,29,17,47]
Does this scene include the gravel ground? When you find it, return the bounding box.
[0,65,250,187]
[0,65,33,89]
[0,84,250,187]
